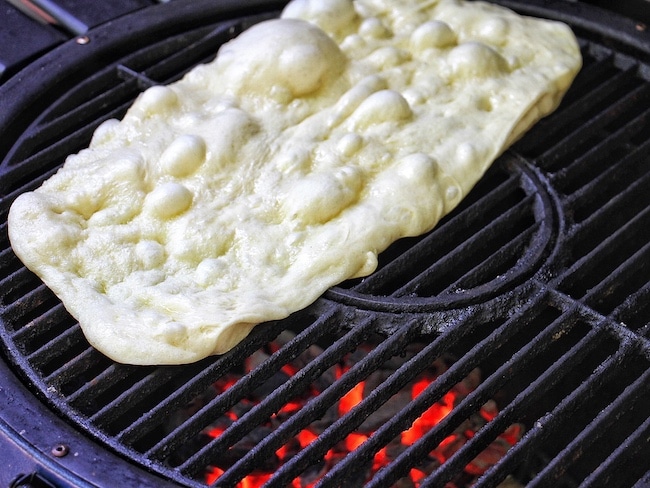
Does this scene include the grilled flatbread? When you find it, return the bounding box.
[8,0,581,364]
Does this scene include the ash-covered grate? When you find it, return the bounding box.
[0,1,649,487]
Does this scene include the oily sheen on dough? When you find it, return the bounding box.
[8,0,582,365]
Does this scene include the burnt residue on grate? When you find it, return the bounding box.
[0,1,649,487]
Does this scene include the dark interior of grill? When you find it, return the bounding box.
[0,1,649,487]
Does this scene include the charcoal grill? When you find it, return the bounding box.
[0,0,649,487]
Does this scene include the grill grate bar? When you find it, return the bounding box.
[610,280,650,335]
[422,326,617,488]
[368,311,601,487]
[79,365,158,421]
[536,76,650,171]
[581,414,650,488]
[3,284,59,336]
[527,365,650,487]
[0,241,23,285]
[25,323,86,374]
[517,62,639,158]
[582,238,650,314]
[393,194,536,297]
[558,47,613,100]
[438,222,539,295]
[269,313,484,487]
[477,332,635,488]
[1,133,88,207]
[179,315,378,478]
[111,23,227,87]
[206,318,424,487]
[9,303,69,346]
[46,347,111,397]
[322,296,562,487]
[115,317,291,444]
[124,18,266,86]
[87,366,189,433]
[7,76,139,168]
[564,138,650,226]
[555,193,650,300]
[139,309,341,459]
[1,277,52,323]
[550,103,650,196]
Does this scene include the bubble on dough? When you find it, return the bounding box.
[160,134,207,177]
[216,18,346,99]
[359,17,390,39]
[145,182,193,219]
[282,0,359,37]
[447,41,509,78]
[337,133,364,157]
[349,89,412,129]
[136,240,166,269]
[411,21,457,51]
[133,85,179,116]
[396,153,438,181]
[476,17,511,44]
[196,258,229,287]
[367,46,410,68]
[282,166,363,224]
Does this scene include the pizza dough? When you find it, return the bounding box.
[8,0,582,364]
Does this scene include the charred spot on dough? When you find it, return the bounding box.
[216,18,346,100]
[160,134,207,177]
[144,182,193,219]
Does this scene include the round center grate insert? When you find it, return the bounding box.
[326,151,560,313]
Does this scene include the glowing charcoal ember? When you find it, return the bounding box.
[198,338,525,487]
[401,391,456,445]
[339,381,365,415]
[205,466,224,485]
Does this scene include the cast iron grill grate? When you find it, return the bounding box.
[0,1,648,487]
